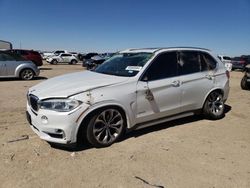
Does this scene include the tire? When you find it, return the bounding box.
[203,91,225,120]
[241,75,250,90]
[85,108,126,148]
[52,59,58,65]
[70,60,77,64]
[20,69,35,80]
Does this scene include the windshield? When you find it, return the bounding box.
[94,53,153,77]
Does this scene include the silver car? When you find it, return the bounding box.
[26,47,229,148]
[0,51,39,80]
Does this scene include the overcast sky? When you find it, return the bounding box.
[0,0,249,56]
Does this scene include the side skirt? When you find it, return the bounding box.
[129,111,196,131]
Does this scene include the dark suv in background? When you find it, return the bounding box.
[6,49,43,67]
[231,56,247,70]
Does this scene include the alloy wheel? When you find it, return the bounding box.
[21,69,34,80]
[92,109,124,145]
[207,92,224,115]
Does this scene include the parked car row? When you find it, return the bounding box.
[218,55,250,71]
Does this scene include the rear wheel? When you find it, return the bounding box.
[70,59,77,64]
[241,75,250,90]
[203,91,225,120]
[86,108,126,148]
[20,69,34,80]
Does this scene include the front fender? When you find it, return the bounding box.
[74,100,135,142]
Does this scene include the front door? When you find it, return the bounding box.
[136,51,181,124]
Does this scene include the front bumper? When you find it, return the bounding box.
[26,103,89,144]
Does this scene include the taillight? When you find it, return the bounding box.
[226,70,230,79]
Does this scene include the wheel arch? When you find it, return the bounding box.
[202,88,224,108]
[76,103,130,144]
[15,64,35,78]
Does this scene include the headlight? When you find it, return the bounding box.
[38,99,82,112]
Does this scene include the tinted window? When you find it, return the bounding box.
[0,53,16,61]
[201,52,217,70]
[20,50,29,55]
[178,51,200,75]
[61,54,72,57]
[55,51,65,54]
[224,56,231,60]
[143,52,177,81]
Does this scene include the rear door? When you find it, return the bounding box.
[177,51,216,112]
[0,54,6,76]
[4,53,20,76]
[136,51,181,123]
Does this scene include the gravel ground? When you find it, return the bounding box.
[0,62,249,188]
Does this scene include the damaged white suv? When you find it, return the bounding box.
[26,47,229,147]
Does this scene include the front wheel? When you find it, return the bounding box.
[203,91,225,120]
[241,75,250,90]
[86,108,126,148]
[51,59,58,65]
[20,69,34,80]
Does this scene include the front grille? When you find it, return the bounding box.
[28,94,39,111]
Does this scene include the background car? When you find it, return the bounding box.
[218,55,232,71]
[6,49,43,67]
[241,55,250,65]
[231,57,247,70]
[85,54,114,70]
[41,50,68,60]
[46,53,78,64]
[241,64,250,90]
[0,51,39,80]
[82,52,98,66]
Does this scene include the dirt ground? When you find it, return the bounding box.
[0,62,249,188]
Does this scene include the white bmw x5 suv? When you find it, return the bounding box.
[26,47,229,147]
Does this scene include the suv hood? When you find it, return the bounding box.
[29,71,129,99]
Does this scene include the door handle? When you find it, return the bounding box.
[171,80,180,87]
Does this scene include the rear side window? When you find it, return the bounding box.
[0,53,16,61]
[178,51,200,75]
[143,52,178,81]
[200,52,217,70]
[30,51,40,56]
[20,50,29,55]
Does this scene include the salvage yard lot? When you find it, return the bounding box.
[0,63,250,188]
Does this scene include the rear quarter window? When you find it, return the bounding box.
[30,51,40,56]
[200,52,217,70]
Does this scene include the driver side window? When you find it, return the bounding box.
[143,52,178,81]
